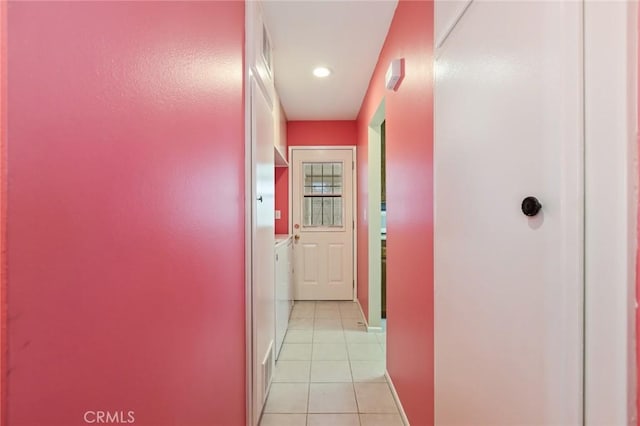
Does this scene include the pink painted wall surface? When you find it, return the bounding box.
[6,2,245,425]
[275,120,357,235]
[356,1,435,424]
[0,1,6,422]
[275,167,289,235]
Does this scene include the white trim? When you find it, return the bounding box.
[385,371,411,426]
[367,100,386,329]
[354,298,383,332]
[434,0,472,52]
[288,146,358,301]
[356,298,369,328]
[584,1,637,425]
[353,147,358,303]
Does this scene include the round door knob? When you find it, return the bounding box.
[521,196,542,217]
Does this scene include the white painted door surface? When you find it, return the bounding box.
[250,76,275,426]
[435,1,583,425]
[292,149,354,300]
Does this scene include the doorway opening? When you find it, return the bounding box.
[380,120,386,321]
[367,100,385,331]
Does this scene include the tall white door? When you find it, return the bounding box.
[291,148,354,300]
[250,76,275,426]
[435,1,583,425]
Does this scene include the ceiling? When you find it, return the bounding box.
[261,1,398,121]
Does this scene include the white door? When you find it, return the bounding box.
[291,148,355,300]
[435,1,583,425]
[250,76,275,426]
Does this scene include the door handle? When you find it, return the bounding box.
[257,196,263,203]
[521,196,542,217]
[294,235,300,241]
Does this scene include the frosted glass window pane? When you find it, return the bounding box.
[333,198,342,226]
[312,198,322,225]
[303,197,312,226]
[322,198,332,225]
[301,161,344,227]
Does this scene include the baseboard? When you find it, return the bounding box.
[355,299,384,333]
[385,371,410,426]
[355,298,367,326]
[355,299,371,328]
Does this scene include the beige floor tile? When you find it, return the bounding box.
[259,413,307,426]
[273,361,311,383]
[284,330,313,344]
[314,318,343,330]
[264,383,309,413]
[315,309,341,319]
[312,343,349,360]
[307,413,360,426]
[350,361,386,383]
[344,330,379,343]
[375,333,386,344]
[291,309,315,319]
[337,301,360,309]
[292,303,315,311]
[308,383,357,413]
[310,360,352,382]
[354,383,399,413]
[359,413,404,426]
[339,309,363,319]
[313,330,345,343]
[279,344,312,361]
[347,343,384,361]
[289,318,314,330]
[342,318,367,331]
[316,301,340,309]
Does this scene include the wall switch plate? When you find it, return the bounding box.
[275,210,281,219]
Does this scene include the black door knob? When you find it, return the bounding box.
[521,196,542,217]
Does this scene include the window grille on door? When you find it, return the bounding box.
[302,162,343,227]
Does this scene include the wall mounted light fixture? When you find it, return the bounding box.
[385,58,405,91]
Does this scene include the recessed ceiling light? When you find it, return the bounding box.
[313,67,332,78]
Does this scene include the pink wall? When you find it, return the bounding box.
[0,1,6,422]
[356,1,434,424]
[275,121,357,235]
[6,3,245,425]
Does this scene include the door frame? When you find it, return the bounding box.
[584,1,637,423]
[367,100,386,331]
[288,146,358,302]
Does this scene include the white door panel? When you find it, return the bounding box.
[302,243,319,283]
[328,244,344,283]
[435,1,583,425]
[250,76,275,425]
[292,149,354,300]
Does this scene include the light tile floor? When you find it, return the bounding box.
[260,301,404,426]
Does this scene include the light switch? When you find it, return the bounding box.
[275,210,281,219]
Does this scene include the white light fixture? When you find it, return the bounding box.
[385,58,404,91]
[313,66,332,78]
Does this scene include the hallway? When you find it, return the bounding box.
[259,301,402,426]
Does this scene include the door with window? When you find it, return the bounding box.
[291,148,354,300]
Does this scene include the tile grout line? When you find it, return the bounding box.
[305,301,315,425]
[349,304,364,426]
